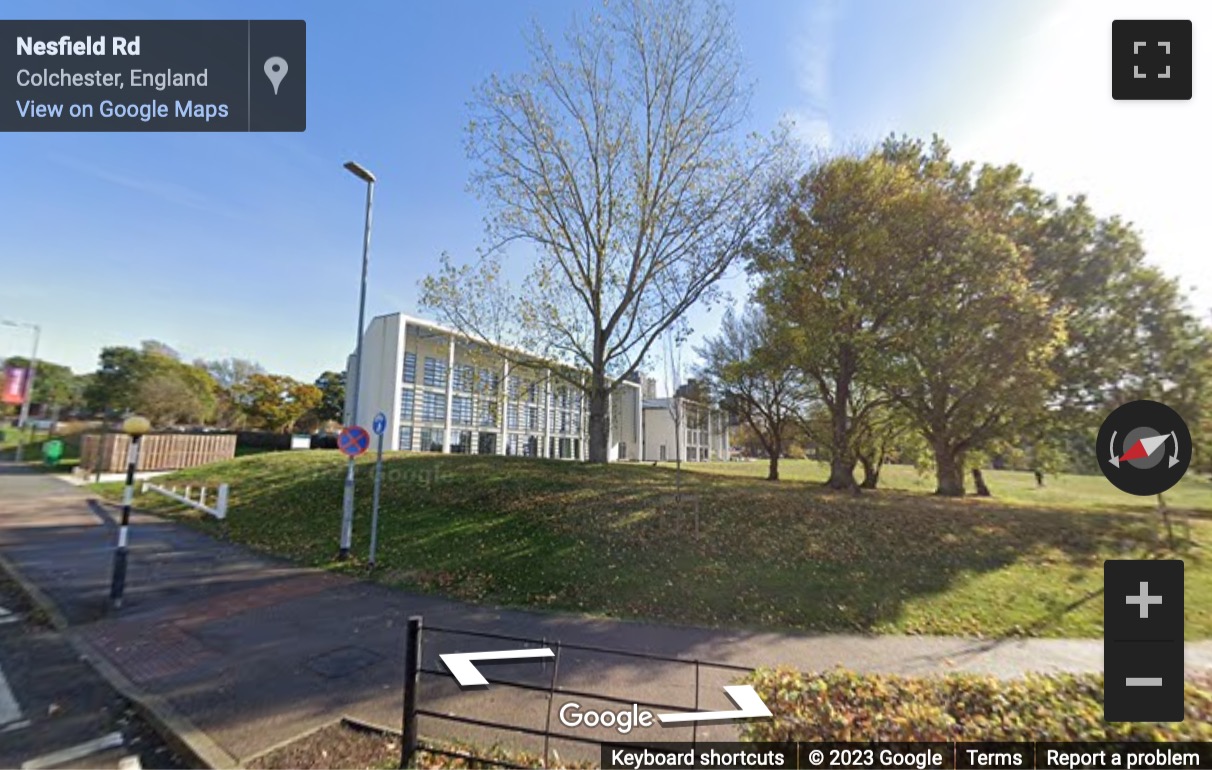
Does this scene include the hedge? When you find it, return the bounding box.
[742,667,1212,742]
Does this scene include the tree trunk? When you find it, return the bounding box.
[933,441,965,496]
[825,405,857,490]
[767,451,780,481]
[587,382,610,463]
[972,468,991,497]
[858,452,880,489]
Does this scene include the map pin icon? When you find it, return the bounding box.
[264,56,288,95]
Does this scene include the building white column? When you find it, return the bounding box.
[542,369,551,458]
[580,374,588,461]
[442,334,455,453]
[407,333,418,452]
[633,383,641,462]
[498,360,509,455]
[389,319,406,450]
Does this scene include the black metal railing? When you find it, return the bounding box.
[400,616,756,768]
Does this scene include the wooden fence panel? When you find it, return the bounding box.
[79,432,237,473]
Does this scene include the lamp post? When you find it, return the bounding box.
[109,415,150,610]
[340,160,376,561]
[1,320,40,462]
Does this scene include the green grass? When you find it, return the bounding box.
[235,445,282,457]
[0,427,79,470]
[99,453,1212,639]
[677,459,1212,513]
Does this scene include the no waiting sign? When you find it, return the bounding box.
[338,425,370,457]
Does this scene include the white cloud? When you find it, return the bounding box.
[786,0,841,149]
[45,153,248,221]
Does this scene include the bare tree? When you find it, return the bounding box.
[663,327,686,493]
[697,306,803,481]
[421,0,789,462]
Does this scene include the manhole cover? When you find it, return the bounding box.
[305,646,383,678]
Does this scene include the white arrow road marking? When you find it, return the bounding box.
[440,648,555,687]
[656,685,772,724]
[0,659,24,731]
[0,606,17,625]
[21,731,125,770]
[1109,431,1119,467]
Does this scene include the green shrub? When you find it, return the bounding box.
[743,667,1212,742]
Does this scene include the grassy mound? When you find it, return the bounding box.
[107,452,1212,638]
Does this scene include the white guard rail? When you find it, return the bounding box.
[141,481,229,519]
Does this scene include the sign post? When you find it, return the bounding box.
[369,412,387,568]
[337,424,370,560]
[110,415,150,611]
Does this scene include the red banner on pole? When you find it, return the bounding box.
[2,365,27,405]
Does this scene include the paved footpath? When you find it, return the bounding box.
[1,465,1209,767]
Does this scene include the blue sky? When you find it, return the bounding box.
[2,0,1208,382]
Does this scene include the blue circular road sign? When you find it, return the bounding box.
[338,425,371,457]
[372,412,387,435]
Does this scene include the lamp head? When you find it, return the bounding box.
[344,161,376,184]
[122,415,151,437]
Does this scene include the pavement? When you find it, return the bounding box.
[57,470,173,486]
[0,570,188,770]
[1,463,1209,768]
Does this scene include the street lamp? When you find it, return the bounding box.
[340,160,376,561]
[1,319,40,463]
[109,414,150,610]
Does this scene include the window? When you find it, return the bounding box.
[660,445,667,461]
[453,364,475,393]
[478,433,496,455]
[549,437,557,458]
[402,352,417,384]
[399,389,414,422]
[479,369,499,394]
[423,356,447,388]
[527,382,539,404]
[506,434,519,455]
[419,428,444,452]
[478,401,498,427]
[420,391,446,422]
[508,375,521,399]
[559,437,571,459]
[452,395,473,426]
[507,404,520,430]
[526,405,541,431]
[451,430,472,453]
[398,426,413,451]
[524,436,539,457]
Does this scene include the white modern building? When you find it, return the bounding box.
[344,313,644,461]
[642,397,731,462]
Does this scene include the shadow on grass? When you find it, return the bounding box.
[108,453,1207,638]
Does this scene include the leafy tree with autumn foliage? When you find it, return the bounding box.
[243,374,322,433]
[752,154,937,490]
[697,306,803,481]
[84,342,216,426]
[313,370,346,424]
[882,136,1212,482]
